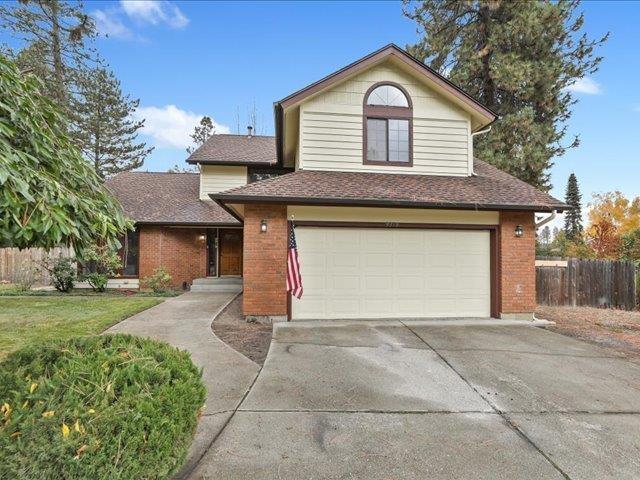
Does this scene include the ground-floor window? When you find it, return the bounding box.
[120,228,139,276]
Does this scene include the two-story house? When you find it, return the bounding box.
[106,44,567,322]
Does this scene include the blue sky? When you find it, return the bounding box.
[5,1,640,212]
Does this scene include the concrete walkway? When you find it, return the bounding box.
[106,292,260,478]
[192,319,640,480]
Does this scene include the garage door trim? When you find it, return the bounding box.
[287,220,499,320]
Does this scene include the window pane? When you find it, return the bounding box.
[367,85,409,107]
[367,118,387,161]
[388,119,409,162]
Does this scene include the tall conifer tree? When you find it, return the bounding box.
[564,173,583,239]
[72,68,153,178]
[404,0,607,190]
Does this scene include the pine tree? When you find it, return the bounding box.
[404,1,608,191]
[186,116,215,154]
[564,173,583,239]
[72,68,153,178]
[0,0,96,110]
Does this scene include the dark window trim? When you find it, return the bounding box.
[363,82,413,167]
[119,228,139,278]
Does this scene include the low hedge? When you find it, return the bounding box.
[0,334,206,480]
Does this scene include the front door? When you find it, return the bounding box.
[219,229,243,276]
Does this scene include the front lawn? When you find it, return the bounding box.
[0,296,163,358]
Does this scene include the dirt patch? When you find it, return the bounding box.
[212,294,272,365]
[536,305,640,358]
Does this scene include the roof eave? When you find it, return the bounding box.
[187,159,278,167]
[212,194,567,213]
[274,44,497,121]
[133,220,241,227]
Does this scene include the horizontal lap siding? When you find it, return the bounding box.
[199,165,247,199]
[299,62,471,176]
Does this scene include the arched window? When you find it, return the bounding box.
[363,82,412,165]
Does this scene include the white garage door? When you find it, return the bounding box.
[291,227,491,320]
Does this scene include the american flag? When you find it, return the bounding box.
[286,223,303,299]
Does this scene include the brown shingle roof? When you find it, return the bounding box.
[106,172,239,225]
[186,134,277,165]
[212,159,567,212]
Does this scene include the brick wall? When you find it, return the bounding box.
[499,211,536,317]
[139,226,207,289]
[243,204,288,317]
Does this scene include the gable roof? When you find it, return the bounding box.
[186,134,277,166]
[275,44,498,122]
[211,159,567,213]
[106,172,239,225]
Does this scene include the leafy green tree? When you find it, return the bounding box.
[186,116,215,154]
[404,0,608,190]
[0,55,130,253]
[564,173,583,240]
[0,0,96,110]
[72,68,153,178]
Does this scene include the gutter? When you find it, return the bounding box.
[211,193,565,213]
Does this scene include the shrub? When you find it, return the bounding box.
[85,272,109,292]
[142,266,173,293]
[0,334,206,480]
[80,243,122,292]
[11,260,39,291]
[49,257,76,292]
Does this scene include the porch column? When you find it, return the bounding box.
[243,204,288,321]
[499,211,536,319]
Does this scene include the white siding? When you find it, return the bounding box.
[298,62,472,176]
[199,165,247,200]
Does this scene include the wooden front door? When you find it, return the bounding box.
[219,229,243,276]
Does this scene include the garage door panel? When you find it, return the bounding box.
[292,227,491,319]
[363,275,393,290]
[396,275,426,290]
[362,252,392,268]
[304,274,327,292]
[395,253,425,269]
[330,275,361,291]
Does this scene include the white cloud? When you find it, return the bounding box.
[634,105,640,112]
[93,9,134,40]
[566,77,602,95]
[121,1,189,29]
[134,105,229,149]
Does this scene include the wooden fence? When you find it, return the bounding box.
[536,258,637,310]
[0,246,74,286]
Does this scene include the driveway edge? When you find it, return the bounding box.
[174,292,262,480]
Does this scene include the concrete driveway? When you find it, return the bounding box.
[191,319,640,480]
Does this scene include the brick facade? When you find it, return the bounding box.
[138,226,207,289]
[498,211,536,318]
[242,204,288,318]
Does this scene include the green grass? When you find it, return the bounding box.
[0,296,163,358]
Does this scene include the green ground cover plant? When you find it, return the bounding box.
[0,334,206,479]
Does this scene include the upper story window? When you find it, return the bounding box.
[364,83,413,166]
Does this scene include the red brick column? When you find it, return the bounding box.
[138,226,207,289]
[499,211,536,319]
[242,204,288,319]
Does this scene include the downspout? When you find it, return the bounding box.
[532,209,559,326]
[470,126,492,176]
